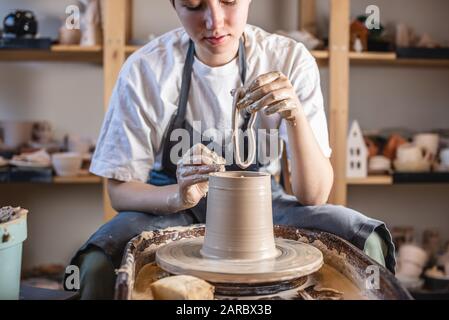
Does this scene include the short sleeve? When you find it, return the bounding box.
[280,44,332,159]
[89,61,160,183]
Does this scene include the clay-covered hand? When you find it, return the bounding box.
[235,71,301,125]
[173,144,226,211]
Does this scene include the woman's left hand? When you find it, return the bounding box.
[235,71,301,125]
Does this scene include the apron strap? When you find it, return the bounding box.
[238,37,247,85]
[174,39,196,128]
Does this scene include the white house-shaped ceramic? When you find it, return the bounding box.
[347,120,368,178]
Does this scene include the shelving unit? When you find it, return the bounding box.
[2,0,447,220]
[0,45,102,62]
[322,0,449,205]
[347,175,393,185]
[52,175,102,184]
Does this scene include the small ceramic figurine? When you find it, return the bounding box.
[347,120,368,178]
[59,23,81,45]
[79,0,102,46]
[353,36,364,53]
[350,20,368,52]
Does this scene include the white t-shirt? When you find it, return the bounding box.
[90,25,332,183]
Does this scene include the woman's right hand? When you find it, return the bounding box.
[175,144,226,210]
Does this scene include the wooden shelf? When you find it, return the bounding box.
[351,52,449,67]
[311,50,329,60]
[385,58,449,67]
[347,173,449,185]
[0,45,103,63]
[349,51,396,62]
[125,45,141,54]
[347,175,393,185]
[0,174,102,185]
[53,175,102,184]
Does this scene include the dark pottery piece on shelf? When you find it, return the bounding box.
[368,39,393,52]
[0,37,52,50]
[393,172,449,184]
[424,273,449,292]
[0,166,9,182]
[9,167,52,183]
[3,10,37,39]
[396,47,449,60]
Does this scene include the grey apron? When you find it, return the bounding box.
[71,39,396,273]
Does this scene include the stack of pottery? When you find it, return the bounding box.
[51,152,83,177]
[394,133,439,172]
[369,155,391,174]
[396,244,428,289]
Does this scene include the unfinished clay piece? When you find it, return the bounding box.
[202,171,277,260]
[156,172,323,284]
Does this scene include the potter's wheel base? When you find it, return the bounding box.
[156,237,323,285]
[212,275,308,296]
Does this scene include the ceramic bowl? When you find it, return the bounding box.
[394,159,431,173]
[51,152,82,177]
[369,155,391,172]
[396,273,424,290]
[397,244,428,278]
[397,260,424,278]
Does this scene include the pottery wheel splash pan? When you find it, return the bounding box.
[156,237,323,284]
[115,225,412,300]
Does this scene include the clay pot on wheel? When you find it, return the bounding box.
[201,171,277,261]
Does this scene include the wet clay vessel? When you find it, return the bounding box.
[156,172,323,284]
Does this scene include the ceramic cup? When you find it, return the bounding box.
[59,25,81,45]
[413,133,439,161]
[397,244,428,278]
[201,171,277,261]
[440,148,449,167]
[51,152,82,177]
[396,143,423,163]
[0,121,34,149]
[369,155,391,172]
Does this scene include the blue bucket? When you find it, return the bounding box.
[0,210,28,300]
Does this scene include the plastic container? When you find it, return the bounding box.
[0,210,28,300]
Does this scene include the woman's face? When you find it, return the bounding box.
[173,0,251,66]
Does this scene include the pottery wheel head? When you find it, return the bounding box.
[155,237,323,284]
